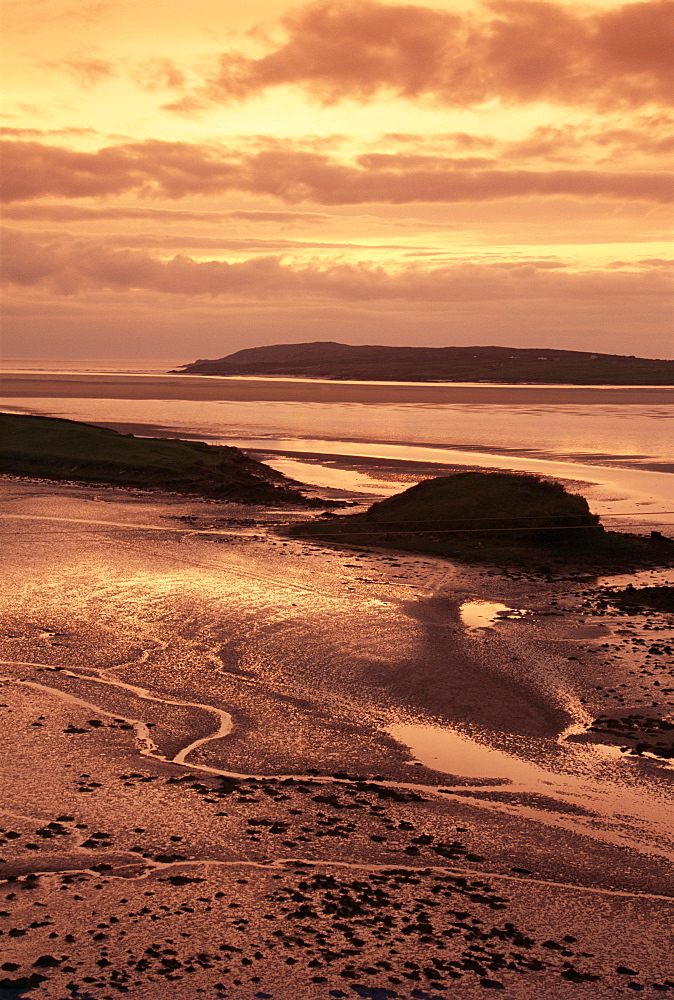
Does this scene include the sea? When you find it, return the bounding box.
[2,358,673,535]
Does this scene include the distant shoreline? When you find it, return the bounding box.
[3,373,673,406]
[174,341,674,386]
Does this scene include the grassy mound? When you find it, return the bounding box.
[0,413,312,505]
[352,473,600,541]
[291,472,674,573]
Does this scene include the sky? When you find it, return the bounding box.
[2,0,673,361]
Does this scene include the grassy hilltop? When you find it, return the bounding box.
[292,472,674,573]
[173,342,674,385]
[0,413,312,505]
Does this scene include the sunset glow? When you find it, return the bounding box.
[3,0,673,359]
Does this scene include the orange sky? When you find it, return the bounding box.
[2,0,672,360]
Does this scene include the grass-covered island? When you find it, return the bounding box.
[291,471,674,574]
[0,412,318,506]
[174,341,674,385]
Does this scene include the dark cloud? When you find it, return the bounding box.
[171,0,673,111]
[3,227,670,302]
[95,233,412,253]
[2,138,670,204]
[1,204,330,225]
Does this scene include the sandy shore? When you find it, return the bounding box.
[1,478,673,997]
[3,372,674,406]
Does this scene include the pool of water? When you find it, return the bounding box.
[459,601,530,631]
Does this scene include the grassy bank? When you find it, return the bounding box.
[0,413,315,506]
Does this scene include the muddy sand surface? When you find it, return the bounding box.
[0,479,673,998]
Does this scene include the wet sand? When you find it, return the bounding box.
[3,372,673,406]
[1,478,673,998]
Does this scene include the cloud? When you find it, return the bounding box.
[355,153,497,169]
[133,58,186,92]
[2,138,670,205]
[0,126,102,139]
[171,0,673,111]
[226,209,334,224]
[91,233,412,253]
[504,116,674,161]
[381,131,497,151]
[1,204,330,225]
[40,55,115,87]
[357,119,674,164]
[4,286,671,361]
[3,227,670,303]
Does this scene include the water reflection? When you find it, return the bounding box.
[389,721,543,783]
[3,386,673,521]
[230,436,674,516]
[386,720,674,857]
[262,456,401,495]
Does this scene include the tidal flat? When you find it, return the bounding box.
[0,478,673,999]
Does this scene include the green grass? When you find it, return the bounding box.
[291,472,674,574]
[0,413,308,505]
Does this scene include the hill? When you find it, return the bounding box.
[290,472,674,573]
[172,342,674,385]
[0,413,316,506]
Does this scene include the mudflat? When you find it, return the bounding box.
[1,477,673,998]
[3,372,674,406]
